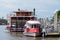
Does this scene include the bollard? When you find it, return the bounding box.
[42,32,45,37]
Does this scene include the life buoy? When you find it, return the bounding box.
[6,26,11,30]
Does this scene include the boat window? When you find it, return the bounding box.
[31,24,41,28]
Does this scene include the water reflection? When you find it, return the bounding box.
[0,25,60,40]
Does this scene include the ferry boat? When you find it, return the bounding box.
[6,8,36,32]
[23,20,42,36]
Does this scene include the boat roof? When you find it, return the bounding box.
[26,20,41,24]
[14,10,33,13]
[10,16,35,17]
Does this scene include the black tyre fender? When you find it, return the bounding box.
[42,32,46,37]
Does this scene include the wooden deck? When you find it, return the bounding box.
[47,32,60,35]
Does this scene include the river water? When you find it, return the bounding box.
[0,25,60,40]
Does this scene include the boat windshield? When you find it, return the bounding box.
[30,24,41,28]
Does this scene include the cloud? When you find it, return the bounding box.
[0,0,60,18]
[40,0,60,5]
[0,0,18,3]
[35,9,49,13]
[0,0,59,11]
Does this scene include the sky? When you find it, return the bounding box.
[0,0,60,19]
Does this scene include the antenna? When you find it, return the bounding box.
[33,8,35,16]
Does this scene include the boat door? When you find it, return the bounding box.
[11,17,17,31]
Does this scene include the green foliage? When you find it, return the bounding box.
[57,11,60,19]
[0,19,7,25]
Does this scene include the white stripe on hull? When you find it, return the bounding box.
[23,32,41,36]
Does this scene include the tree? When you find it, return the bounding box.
[57,11,60,19]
